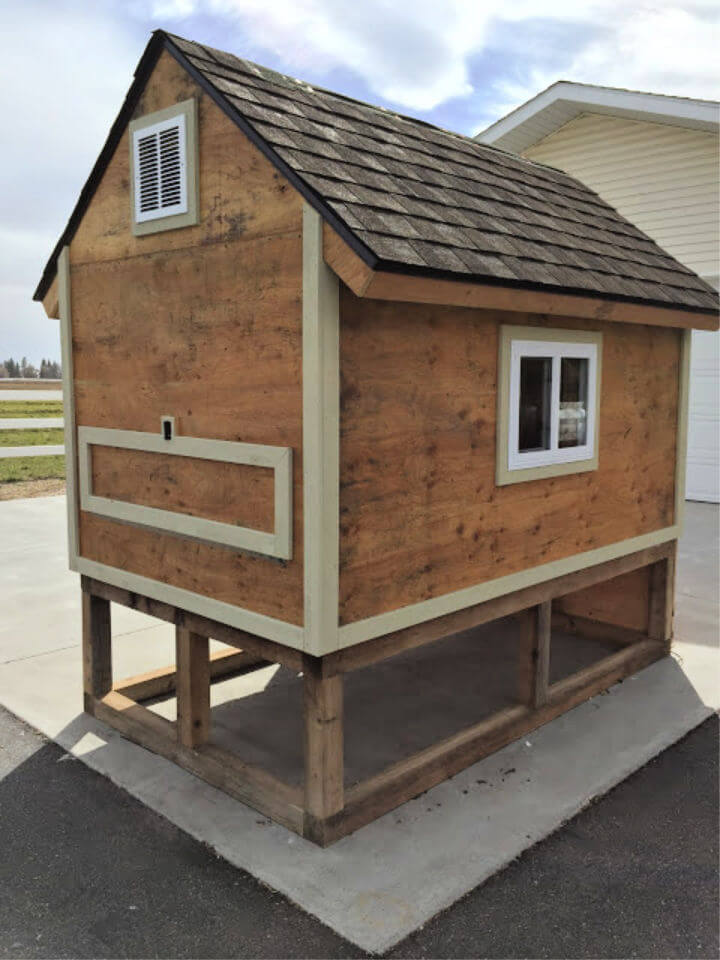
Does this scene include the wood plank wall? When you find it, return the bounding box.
[91,446,275,532]
[71,52,305,625]
[338,286,680,626]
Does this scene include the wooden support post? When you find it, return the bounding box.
[176,626,210,749]
[303,655,344,845]
[648,546,676,648]
[517,601,551,709]
[82,588,112,713]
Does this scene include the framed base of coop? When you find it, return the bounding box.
[81,539,675,847]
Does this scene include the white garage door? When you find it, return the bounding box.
[686,328,720,503]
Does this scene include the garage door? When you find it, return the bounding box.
[686,328,720,503]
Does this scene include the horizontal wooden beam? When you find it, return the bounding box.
[114,648,268,702]
[323,224,718,331]
[324,542,674,677]
[91,690,304,833]
[81,575,303,672]
[323,638,665,844]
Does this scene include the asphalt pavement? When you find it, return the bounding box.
[1,706,716,959]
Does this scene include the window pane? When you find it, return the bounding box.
[559,357,589,448]
[519,356,552,452]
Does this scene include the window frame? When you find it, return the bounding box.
[496,325,603,486]
[129,98,199,237]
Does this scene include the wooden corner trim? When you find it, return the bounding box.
[323,226,718,331]
[304,207,341,654]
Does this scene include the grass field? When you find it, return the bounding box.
[0,428,65,447]
[0,397,66,490]
[0,455,65,483]
[0,400,64,418]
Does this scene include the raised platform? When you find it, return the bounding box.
[0,495,717,953]
[81,539,674,846]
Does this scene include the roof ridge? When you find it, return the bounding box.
[165,31,595,190]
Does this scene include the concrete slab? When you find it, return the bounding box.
[1,494,718,953]
[0,496,163,664]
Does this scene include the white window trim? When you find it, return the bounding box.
[508,338,598,472]
[132,113,188,223]
[496,325,602,486]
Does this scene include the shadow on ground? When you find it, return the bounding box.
[1,706,717,960]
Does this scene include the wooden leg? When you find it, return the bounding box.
[517,601,551,709]
[303,655,344,845]
[648,546,676,647]
[176,626,210,749]
[82,589,112,713]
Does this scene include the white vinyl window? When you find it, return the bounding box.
[132,113,188,223]
[508,338,598,472]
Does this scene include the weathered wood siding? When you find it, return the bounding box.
[71,51,305,625]
[338,287,680,626]
[91,446,275,532]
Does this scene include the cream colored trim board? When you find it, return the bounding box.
[302,204,340,656]
[76,557,304,649]
[675,328,692,530]
[78,426,293,560]
[58,247,79,572]
[496,324,603,486]
[338,524,679,649]
[129,98,199,237]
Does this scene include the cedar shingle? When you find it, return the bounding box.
[173,34,718,314]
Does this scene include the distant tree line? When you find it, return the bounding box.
[0,357,62,379]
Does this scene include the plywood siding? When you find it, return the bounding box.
[91,447,275,531]
[555,567,650,632]
[71,51,305,625]
[525,113,719,279]
[338,288,680,625]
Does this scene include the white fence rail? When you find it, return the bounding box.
[0,406,65,460]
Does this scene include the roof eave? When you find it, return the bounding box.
[476,81,719,152]
[323,220,718,330]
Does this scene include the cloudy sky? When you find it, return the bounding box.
[2,0,718,364]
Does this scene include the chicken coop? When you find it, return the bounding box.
[35,31,719,845]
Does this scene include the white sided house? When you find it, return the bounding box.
[477,83,720,502]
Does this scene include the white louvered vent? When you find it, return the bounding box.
[132,113,188,224]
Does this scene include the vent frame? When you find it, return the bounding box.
[129,97,199,236]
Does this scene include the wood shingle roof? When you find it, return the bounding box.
[35,31,718,316]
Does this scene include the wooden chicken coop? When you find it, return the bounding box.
[35,31,719,845]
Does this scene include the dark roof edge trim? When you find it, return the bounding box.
[33,34,166,302]
[370,256,719,316]
[33,31,379,303]
[163,36,380,273]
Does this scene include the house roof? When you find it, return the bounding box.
[476,80,719,154]
[34,32,718,316]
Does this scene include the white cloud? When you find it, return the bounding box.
[493,2,720,117]
[150,0,496,110]
[148,0,720,112]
